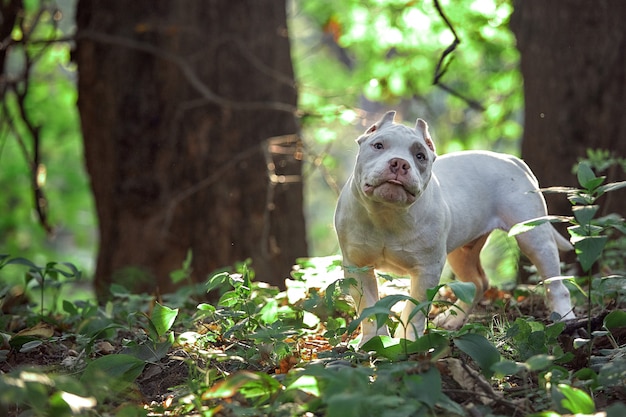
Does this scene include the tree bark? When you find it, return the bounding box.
[511,1,626,220]
[75,0,307,298]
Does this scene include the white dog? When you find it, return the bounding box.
[334,111,575,344]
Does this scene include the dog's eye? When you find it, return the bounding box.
[372,142,384,150]
[416,152,426,161]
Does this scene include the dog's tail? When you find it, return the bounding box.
[552,226,573,252]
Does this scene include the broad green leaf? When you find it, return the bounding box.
[447,281,476,304]
[4,257,41,271]
[572,205,598,226]
[362,333,447,361]
[568,224,604,237]
[604,310,626,330]
[121,341,171,362]
[557,383,595,414]
[404,367,442,408]
[407,332,449,357]
[524,354,554,371]
[453,333,500,378]
[218,290,240,307]
[150,302,179,338]
[206,271,231,293]
[285,374,320,396]
[573,235,608,272]
[491,359,524,376]
[361,336,407,360]
[80,354,146,392]
[50,261,81,279]
[576,162,601,190]
[258,298,279,324]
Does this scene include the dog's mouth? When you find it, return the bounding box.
[364,180,416,199]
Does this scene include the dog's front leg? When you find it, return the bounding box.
[394,262,444,340]
[345,264,390,345]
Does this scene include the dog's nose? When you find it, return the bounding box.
[389,158,410,174]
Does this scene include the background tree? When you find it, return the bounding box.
[511,0,626,220]
[75,0,307,297]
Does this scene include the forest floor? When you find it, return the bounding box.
[1,267,626,416]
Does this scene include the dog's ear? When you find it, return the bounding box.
[364,111,396,135]
[415,118,436,153]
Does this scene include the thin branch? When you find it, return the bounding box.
[2,4,56,234]
[76,30,298,114]
[432,0,485,111]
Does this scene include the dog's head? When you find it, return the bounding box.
[353,111,437,207]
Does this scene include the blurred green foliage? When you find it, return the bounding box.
[293,0,522,152]
[0,0,96,282]
[1,0,522,284]
[293,0,523,272]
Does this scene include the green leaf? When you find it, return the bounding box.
[404,367,442,408]
[573,235,608,272]
[525,354,554,371]
[453,333,500,378]
[285,374,320,397]
[447,281,476,304]
[557,383,595,414]
[604,310,626,330]
[361,333,448,361]
[508,216,572,237]
[80,354,146,393]
[121,341,171,362]
[491,359,524,376]
[576,162,602,190]
[5,257,41,271]
[150,302,179,338]
[361,336,407,360]
[572,205,599,226]
[258,298,279,324]
[597,180,626,195]
[52,261,81,279]
[348,294,413,334]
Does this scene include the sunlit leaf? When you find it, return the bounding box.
[150,302,178,338]
[597,180,626,195]
[557,383,595,414]
[508,216,572,237]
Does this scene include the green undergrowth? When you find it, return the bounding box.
[1,163,626,417]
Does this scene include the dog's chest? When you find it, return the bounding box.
[343,229,426,275]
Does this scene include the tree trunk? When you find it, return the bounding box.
[75,0,307,298]
[511,1,626,220]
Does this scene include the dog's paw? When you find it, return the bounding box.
[432,308,467,330]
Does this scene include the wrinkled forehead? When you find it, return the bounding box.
[359,124,426,146]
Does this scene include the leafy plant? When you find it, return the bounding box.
[510,162,626,356]
[0,254,81,318]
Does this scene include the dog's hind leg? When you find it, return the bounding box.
[514,223,575,320]
[433,234,490,329]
